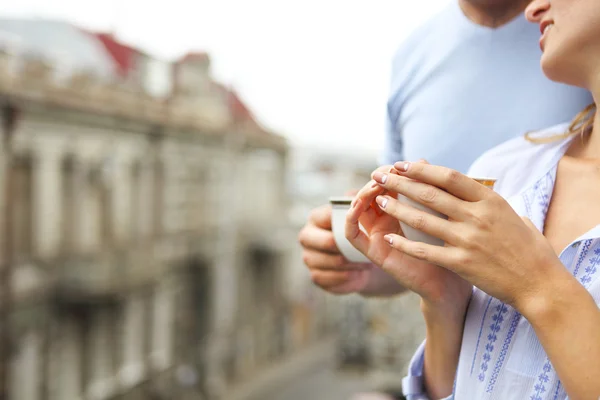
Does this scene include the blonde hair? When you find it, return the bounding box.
[525,103,597,144]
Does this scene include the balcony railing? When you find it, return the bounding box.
[53,253,125,308]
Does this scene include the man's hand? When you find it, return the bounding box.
[298,203,373,294]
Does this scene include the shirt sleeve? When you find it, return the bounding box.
[402,340,454,400]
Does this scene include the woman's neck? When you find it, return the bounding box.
[459,0,530,28]
[566,107,600,161]
[587,108,600,159]
[579,85,600,159]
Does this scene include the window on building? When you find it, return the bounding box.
[195,167,208,232]
[60,156,77,254]
[250,245,277,307]
[89,160,114,249]
[130,162,141,243]
[100,185,113,248]
[151,282,173,371]
[12,154,33,262]
[151,160,164,238]
[121,295,146,387]
[87,311,113,399]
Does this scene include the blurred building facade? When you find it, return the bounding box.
[0,19,330,400]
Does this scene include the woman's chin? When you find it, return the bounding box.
[541,59,568,85]
[541,53,560,81]
[541,53,587,88]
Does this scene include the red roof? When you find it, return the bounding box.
[228,90,253,122]
[93,33,139,77]
[175,51,263,131]
[211,82,254,123]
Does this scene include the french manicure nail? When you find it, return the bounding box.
[373,172,387,184]
[384,234,394,245]
[376,196,388,209]
[394,161,410,172]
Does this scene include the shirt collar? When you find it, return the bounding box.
[515,134,600,252]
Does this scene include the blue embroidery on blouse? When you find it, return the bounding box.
[530,359,553,400]
[580,245,600,287]
[523,189,533,221]
[528,243,598,400]
[552,380,563,400]
[521,171,554,232]
[573,240,592,278]
[470,297,493,377]
[486,311,521,393]
[531,171,554,231]
[479,302,508,382]
[537,173,553,212]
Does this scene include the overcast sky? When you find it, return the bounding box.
[2,0,450,154]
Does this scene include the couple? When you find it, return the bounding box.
[303,0,600,399]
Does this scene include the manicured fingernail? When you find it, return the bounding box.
[370,180,379,188]
[376,195,388,209]
[351,197,358,208]
[394,161,410,172]
[384,234,394,245]
[373,172,387,184]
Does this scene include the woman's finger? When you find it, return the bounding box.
[375,195,459,245]
[393,161,489,202]
[357,202,379,232]
[355,179,385,202]
[382,233,460,269]
[345,198,372,256]
[372,171,468,221]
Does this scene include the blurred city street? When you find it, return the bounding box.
[264,366,372,400]
[264,365,371,400]
[227,337,373,400]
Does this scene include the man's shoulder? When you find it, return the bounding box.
[391,4,454,66]
[468,123,572,197]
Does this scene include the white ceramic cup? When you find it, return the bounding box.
[329,196,371,263]
[398,176,497,246]
[329,177,496,259]
[397,195,446,246]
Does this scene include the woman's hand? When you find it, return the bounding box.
[345,166,472,312]
[373,161,566,314]
[348,165,474,398]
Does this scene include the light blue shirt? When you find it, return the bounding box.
[380,1,593,173]
[402,123,600,400]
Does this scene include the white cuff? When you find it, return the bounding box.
[401,340,454,400]
[402,340,427,399]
